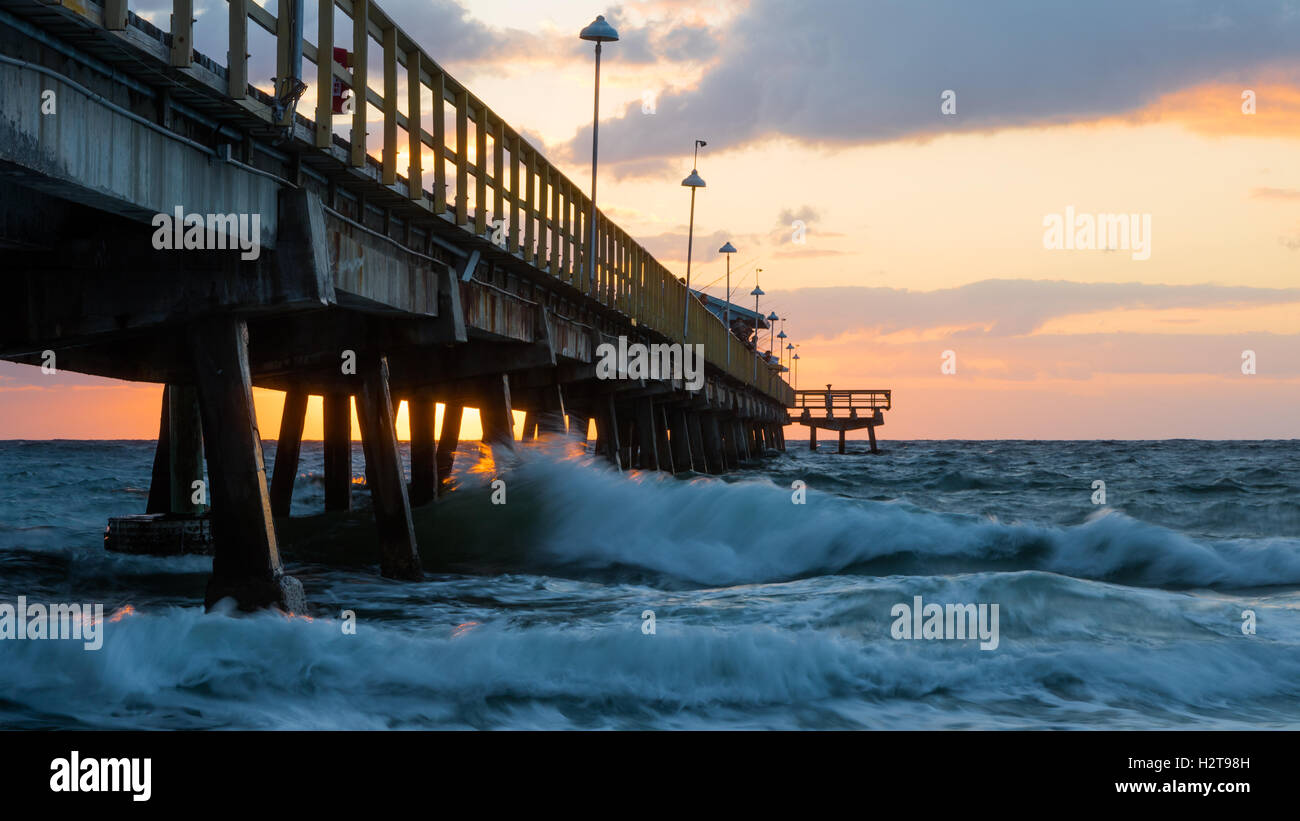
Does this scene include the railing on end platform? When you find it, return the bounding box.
[792,387,892,416]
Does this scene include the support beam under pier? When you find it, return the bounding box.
[189,317,305,613]
[594,396,622,470]
[567,410,590,445]
[323,392,353,512]
[721,416,740,469]
[656,405,675,474]
[409,397,438,507]
[269,389,308,517]
[479,375,516,452]
[670,408,693,474]
[437,402,463,494]
[356,354,424,580]
[146,385,172,514]
[635,399,659,471]
[686,411,708,473]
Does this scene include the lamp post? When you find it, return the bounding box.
[778,330,788,368]
[719,241,736,362]
[766,311,778,357]
[792,352,800,391]
[580,15,618,297]
[750,279,764,382]
[681,139,706,340]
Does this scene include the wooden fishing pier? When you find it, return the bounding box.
[0,0,792,611]
[793,387,891,454]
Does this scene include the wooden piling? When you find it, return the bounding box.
[409,397,438,507]
[635,399,659,470]
[809,426,817,451]
[323,392,352,512]
[355,353,423,580]
[479,375,516,451]
[269,389,308,517]
[537,385,567,437]
[868,424,879,454]
[437,402,463,492]
[686,411,708,473]
[520,410,537,442]
[146,385,172,514]
[167,385,205,514]
[595,396,622,469]
[721,417,740,469]
[838,429,846,454]
[703,414,725,474]
[734,420,751,462]
[656,405,675,473]
[618,406,635,469]
[670,408,693,473]
[189,317,304,612]
[567,410,590,445]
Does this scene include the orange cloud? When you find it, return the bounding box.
[1107,81,1300,137]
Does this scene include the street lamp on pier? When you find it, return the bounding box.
[750,278,765,382]
[719,241,736,362]
[681,139,707,340]
[579,15,618,299]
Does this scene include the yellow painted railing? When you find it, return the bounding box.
[117,0,793,406]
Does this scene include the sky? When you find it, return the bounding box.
[2,0,1298,439]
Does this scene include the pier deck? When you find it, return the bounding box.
[0,0,791,609]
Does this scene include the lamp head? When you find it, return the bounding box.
[718,241,737,254]
[681,169,706,188]
[579,15,619,42]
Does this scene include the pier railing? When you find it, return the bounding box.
[89,0,791,406]
[792,388,892,415]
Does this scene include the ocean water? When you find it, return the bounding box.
[0,437,1297,730]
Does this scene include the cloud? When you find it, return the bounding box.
[637,228,739,264]
[562,0,1300,165]
[1253,187,1300,200]
[767,279,1300,342]
[809,327,1300,381]
[772,248,850,259]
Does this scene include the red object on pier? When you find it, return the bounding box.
[331,47,352,114]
